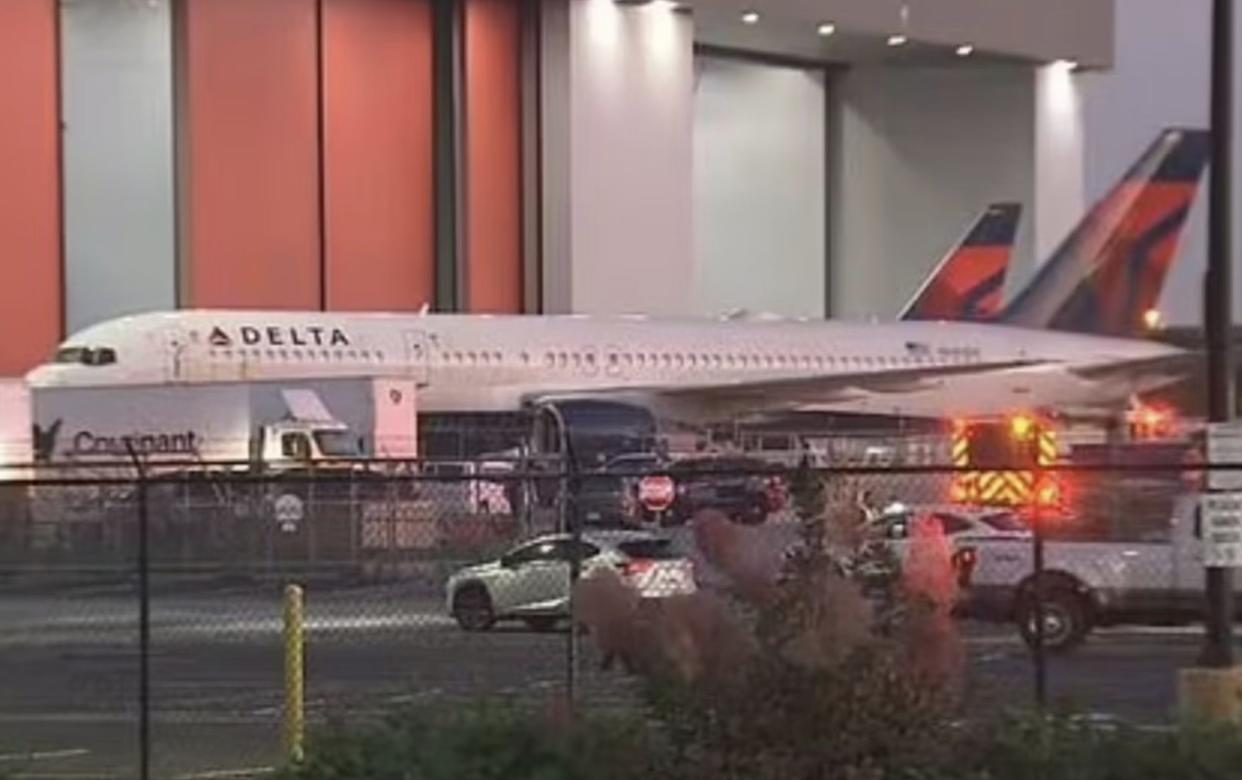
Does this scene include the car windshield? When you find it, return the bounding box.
[980,512,1028,532]
[313,431,360,457]
[616,539,679,560]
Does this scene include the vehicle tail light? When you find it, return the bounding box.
[765,477,787,509]
[951,547,978,588]
[620,559,655,578]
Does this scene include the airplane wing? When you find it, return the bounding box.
[1067,351,1200,384]
[524,358,1048,418]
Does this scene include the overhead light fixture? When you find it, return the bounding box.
[956,43,974,57]
[817,22,836,37]
[741,10,759,24]
[887,34,908,47]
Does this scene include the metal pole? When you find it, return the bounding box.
[1032,513,1047,709]
[1202,0,1236,669]
[125,443,151,780]
[545,404,580,711]
[283,584,306,763]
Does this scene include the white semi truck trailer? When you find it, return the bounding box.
[27,376,417,472]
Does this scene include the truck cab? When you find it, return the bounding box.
[256,419,362,471]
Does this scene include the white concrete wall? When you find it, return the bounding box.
[61,0,176,332]
[1077,0,1231,326]
[829,66,1035,319]
[549,0,694,315]
[1033,62,1086,265]
[692,55,826,318]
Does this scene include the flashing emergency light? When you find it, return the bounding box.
[1128,402,1174,439]
[1035,481,1061,508]
[1010,414,1034,439]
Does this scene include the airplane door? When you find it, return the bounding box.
[404,331,431,384]
[164,328,187,383]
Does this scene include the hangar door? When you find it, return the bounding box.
[692,55,827,318]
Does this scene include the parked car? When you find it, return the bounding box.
[569,452,668,527]
[660,454,782,526]
[880,503,1032,543]
[445,530,695,632]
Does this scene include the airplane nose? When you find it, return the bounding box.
[24,364,56,387]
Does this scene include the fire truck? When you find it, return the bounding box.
[949,413,1061,507]
[949,403,1187,510]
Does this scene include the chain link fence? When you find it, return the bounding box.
[0,456,1233,778]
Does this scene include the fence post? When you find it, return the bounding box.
[124,443,151,780]
[1031,504,1047,710]
[283,583,306,763]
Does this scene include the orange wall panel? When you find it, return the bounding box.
[323,0,434,311]
[183,0,321,310]
[0,0,62,373]
[465,0,523,313]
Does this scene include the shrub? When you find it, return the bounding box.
[572,465,966,780]
[274,701,666,780]
[944,711,1242,780]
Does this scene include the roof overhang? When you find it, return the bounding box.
[687,0,1114,69]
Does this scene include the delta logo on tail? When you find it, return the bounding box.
[900,203,1021,322]
[1001,128,1211,337]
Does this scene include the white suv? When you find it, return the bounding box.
[446,530,696,632]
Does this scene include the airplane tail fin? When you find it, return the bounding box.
[899,202,1021,322]
[999,128,1211,336]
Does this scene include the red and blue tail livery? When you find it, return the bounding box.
[1000,128,1211,337]
[900,203,1021,322]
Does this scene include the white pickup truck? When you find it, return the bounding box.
[955,493,1242,652]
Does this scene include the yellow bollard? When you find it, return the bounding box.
[283,584,306,764]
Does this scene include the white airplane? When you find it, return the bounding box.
[27,129,1208,424]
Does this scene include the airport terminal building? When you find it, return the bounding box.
[0,0,1232,376]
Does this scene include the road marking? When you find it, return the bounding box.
[172,767,273,780]
[9,774,116,780]
[0,749,89,763]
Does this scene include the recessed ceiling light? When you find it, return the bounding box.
[741,10,759,24]
[817,22,836,37]
[887,34,908,47]
[956,43,974,57]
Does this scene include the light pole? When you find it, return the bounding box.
[1200,0,1236,670]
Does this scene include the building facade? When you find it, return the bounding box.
[1,0,1228,377]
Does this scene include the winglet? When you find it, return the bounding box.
[900,202,1021,322]
[1000,128,1211,336]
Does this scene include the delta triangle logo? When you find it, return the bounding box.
[209,327,232,348]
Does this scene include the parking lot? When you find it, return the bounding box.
[0,569,1230,779]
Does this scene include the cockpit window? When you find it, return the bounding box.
[53,346,117,366]
[87,348,117,366]
[54,347,90,364]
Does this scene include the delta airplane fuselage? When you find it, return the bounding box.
[25,310,1184,421]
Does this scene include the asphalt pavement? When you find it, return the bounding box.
[0,577,1231,779]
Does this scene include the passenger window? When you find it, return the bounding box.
[93,348,117,366]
